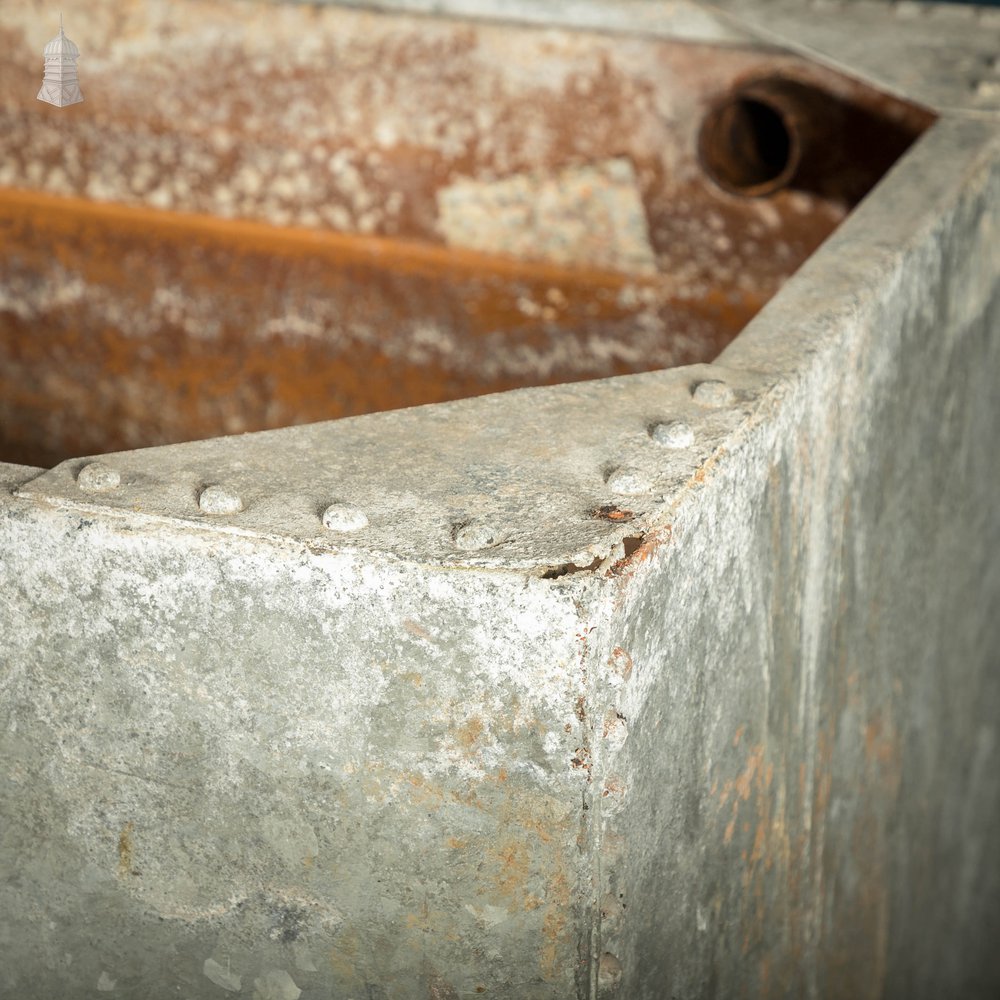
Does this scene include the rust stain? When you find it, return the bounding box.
[591,505,636,522]
[328,926,360,981]
[607,526,673,580]
[401,619,432,642]
[608,646,634,682]
[540,905,566,981]
[117,820,135,878]
[602,710,627,739]
[570,747,592,779]
[456,716,484,750]
[492,840,530,899]
[0,187,739,468]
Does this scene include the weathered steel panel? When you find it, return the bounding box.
[0,2,997,998]
[590,116,1000,999]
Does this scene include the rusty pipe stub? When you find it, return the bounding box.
[698,77,833,198]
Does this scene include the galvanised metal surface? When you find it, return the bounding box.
[1,2,999,999]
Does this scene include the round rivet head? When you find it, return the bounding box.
[650,420,694,449]
[198,485,243,515]
[692,379,735,408]
[597,952,623,987]
[76,461,121,494]
[321,503,368,532]
[453,521,503,551]
[607,467,653,496]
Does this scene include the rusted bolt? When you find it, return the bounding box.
[692,379,735,408]
[76,461,121,494]
[651,420,694,448]
[198,485,243,515]
[453,521,503,550]
[321,503,368,532]
[607,467,653,496]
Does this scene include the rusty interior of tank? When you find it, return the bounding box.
[0,9,935,468]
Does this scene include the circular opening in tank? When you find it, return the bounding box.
[698,95,797,197]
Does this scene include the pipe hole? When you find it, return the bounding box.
[699,96,796,196]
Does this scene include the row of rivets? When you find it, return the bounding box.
[74,466,368,534]
[607,379,732,497]
[73,378,735,549]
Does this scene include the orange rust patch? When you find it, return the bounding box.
[492,840,530,899]
[456,716,485,750]
[591,504,636,522]
[540,906,566,981]
[607,526,672,579]
[117,821,135,878]
[0,187,742,467]
[608,646,634,682]
[402,619,433,642]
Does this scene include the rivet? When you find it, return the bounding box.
[76,461,121,494]
[650,420,694,449]
[975,78,1000,100]
[692,379,735,407]
[597,952,623,987]
[453,521,503,550]
[321,503,368,532]
[601,775,627,816]
[599,893,626,924]
[198,485,243,515]
[603,710,628,751]
[607,467,653,496]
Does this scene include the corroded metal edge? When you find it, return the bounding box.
[12,361,770,573]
